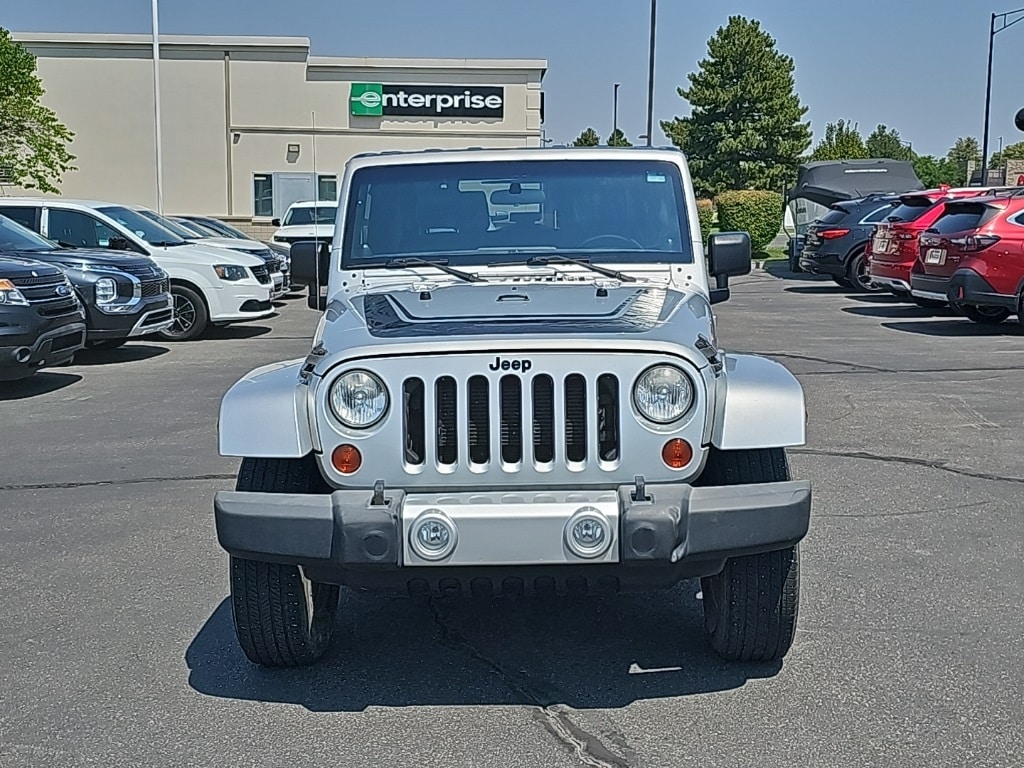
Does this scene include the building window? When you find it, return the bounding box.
[253,174,273,217]
[318,175,337,202]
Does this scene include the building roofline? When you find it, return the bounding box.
[10,31,312,49]
[308,55,547,72]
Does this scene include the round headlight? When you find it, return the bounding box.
[329,370,389,428]
[633,365,694,424]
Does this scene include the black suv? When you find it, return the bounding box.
[798,194,900,292]
[0,255,87,381]
[0,214,172,350]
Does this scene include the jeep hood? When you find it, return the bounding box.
[313,282,716,372]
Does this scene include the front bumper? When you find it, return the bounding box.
[947,269,1018,310]
[798,250,846,278]
[85,296,174,342]
[909,273,951,303]
[0,320,86,380]
[214,480,811,593]
[208,282,276,323]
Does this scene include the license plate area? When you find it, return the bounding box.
[925,248,946,265]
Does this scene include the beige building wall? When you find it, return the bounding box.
[6,33,546,222]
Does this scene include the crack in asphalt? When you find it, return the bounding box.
[815,500,991,519]
[427,599,632,768]
[0,473,236,492]
[791,448,1024,486]
[741,351,1024,377]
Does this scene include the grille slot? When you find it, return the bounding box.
[436,376,458,465]
[10,274,63,287]
[597,374,620,462]
[532,375,555,464]
[468,376,490,464]
[500,375,523,464]
[564,374,588,463]
[141,278,169,297]
[250,265,271,284]
[120,263,161,278]
[402,378,426,466]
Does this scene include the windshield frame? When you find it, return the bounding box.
[0,213,59,252]
[282,205,338,227]
[97,206,188,246]
[338,158,694,271]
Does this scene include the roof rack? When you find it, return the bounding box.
[987,187,1024,198]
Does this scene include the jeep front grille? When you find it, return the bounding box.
[400,372,620,473]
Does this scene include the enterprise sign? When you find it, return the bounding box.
[350,83,505,119]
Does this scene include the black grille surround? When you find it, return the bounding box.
[250,265,271,285]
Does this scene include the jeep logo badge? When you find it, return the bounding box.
[489,357,532,373]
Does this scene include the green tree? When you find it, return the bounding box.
[660,15,811,197]
[912,155,965,188]
[809,119,868,161]
[865,124,911,160]
[606,128,632,147]
[0,28,76,193]
[946,136,981,167]
[988,140,1024,169]
[572,127,600,147]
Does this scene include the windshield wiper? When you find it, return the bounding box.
[384,257,483,283]
[525,255,636,283]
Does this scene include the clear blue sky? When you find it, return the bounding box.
[6,0,1024,158]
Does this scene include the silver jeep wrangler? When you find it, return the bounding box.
[214,146,811,668]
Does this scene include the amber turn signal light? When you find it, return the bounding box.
[661,438,693,469]
[331,444,362,474]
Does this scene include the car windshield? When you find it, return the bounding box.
[134,209,202,240]
[172,218,217,237]
[192,217,248,239]
[0,214,58,252]
[283,205,337,226]
[97,206,187,245]
[340,159,692,268]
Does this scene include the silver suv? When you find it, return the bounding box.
[213,146,812,668]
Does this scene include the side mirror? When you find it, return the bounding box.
[108,236,133,251]
[271,218,281,227]
[706,231,752,305]
[290,240,331,311]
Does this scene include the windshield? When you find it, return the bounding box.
[98,206,187,245]
[134,209,202,240]
[192,217,248,239]
[340,159,692,268]
[0,214,57,251]
[283,205,337,226]
[171,218,217,237]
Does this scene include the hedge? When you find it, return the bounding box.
[713,190,784,253]
[695,199,715,243]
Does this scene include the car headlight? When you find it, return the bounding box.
[329,370,389,428]
[632,365,694,424]
[95,277,117,303]
[0,279,29,306]
[213,264,249,281]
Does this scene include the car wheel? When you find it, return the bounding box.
[848,252,883,293]
[962,305,1010,325]
[911,296,946,310]
[696,448,800,662]
[159,284,209,342]
[229,457,340,668]
[86,339,128,351]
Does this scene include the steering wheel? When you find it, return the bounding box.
[578,233,645,249]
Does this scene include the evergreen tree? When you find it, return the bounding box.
[572,128,601,147]
[865,124,912,160]
[607,128,632,147]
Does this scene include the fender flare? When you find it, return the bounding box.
[218,359,315,458]
[710,353,806,450]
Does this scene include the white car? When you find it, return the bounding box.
[271,200,337,248]
[128,206,286,299]
[0,198,275,341]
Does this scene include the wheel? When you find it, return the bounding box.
[86,339,128,351]
[961,304,1010,325]
[696,448,800,662]
[159,284,209,341]
[1018,292,1024,329]
[229,457,340,667]
[911,296,946,310]
[847,251,884,293]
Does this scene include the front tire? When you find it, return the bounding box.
[159,284,209,341]
[961,304,1010,325]
[229,457,340,667]
[697,448,801,662]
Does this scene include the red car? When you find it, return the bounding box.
[869,185,1010,307]
[910,190,1024,326]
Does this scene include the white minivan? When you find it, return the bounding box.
[0,198,275,341]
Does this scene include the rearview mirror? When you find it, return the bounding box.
[706,231,752,304]
[290,240,331,310]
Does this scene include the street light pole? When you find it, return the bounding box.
[981,7,1024,183]
[151,0,165,213]
[645,0,657,147]
[613,83,620,139]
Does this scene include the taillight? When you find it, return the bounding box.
[819,229,850,240]
[949,235,1001,252]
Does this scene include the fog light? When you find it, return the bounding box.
[661,438,693,469]
[564,507,612,559]
[331,444,362,474]
[410,510,457,561]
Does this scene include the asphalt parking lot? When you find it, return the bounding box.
[1,266,1021,768]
